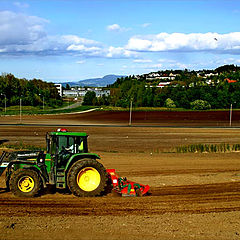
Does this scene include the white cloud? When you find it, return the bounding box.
[132,59,194,71]
[76,60,85,64]
[127,38,152,51]
[157,59,176,63]
[60,35,98,45]
[106,46,137,58]
[0,11,104,57]
[151,63,163,68]
[0,11,137,59]
[107,24,121,31]
[133,59,152,63]
[106,23,130,32]
[215,57,240,66]
[0,11,47,46]
[126,32,240,54]
[141,23,151,28]
[67,45,101,52]
[13,2,29,8]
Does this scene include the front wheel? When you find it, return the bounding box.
[67,159,108,197]
[9,169,42,197]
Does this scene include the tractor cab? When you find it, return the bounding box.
[46,130,88,155]
[46,129,89,168]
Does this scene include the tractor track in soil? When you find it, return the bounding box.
[119,168,240,176]
[1,182,240,217]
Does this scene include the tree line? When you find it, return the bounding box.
[83,65,240,110]
[0,73,62,108]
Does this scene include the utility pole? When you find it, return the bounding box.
[1,93,6,113]
[20,98,22,123]
[229,103,232,127]
[39,94,44,110]
[4,95,6,114]
[129,100,133,126]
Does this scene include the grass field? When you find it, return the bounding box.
[1,103,238,116]
[0,103,95,115]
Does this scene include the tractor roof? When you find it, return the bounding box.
[49,132,87,137]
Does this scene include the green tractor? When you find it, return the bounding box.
[0,129,110,197]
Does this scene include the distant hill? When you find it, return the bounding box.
[61,75,125,87]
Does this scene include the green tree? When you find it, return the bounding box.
[83,91,96,105]
[65,84,71,90]
[165,98,176,108]
[190,100,211,110]
[0,73,62,108]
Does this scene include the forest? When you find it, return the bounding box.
[0,73,62,108]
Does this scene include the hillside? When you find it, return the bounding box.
[61,75,125,87]
[87,65,240,109]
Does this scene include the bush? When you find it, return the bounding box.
[165,98,176,108]
[176,143,240,153]
[190,99,211,110]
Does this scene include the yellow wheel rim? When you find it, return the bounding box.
[18,176,35,193]
[77,167,101,192]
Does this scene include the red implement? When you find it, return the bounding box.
[106,169,150,197]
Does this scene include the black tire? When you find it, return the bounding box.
[9,169,42,197]
[67,159,108,197]
[102,173,113,195]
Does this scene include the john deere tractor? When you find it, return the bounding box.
[0,129,110,197]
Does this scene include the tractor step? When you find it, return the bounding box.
[56,169,66,189]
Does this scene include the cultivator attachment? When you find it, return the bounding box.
[107,169,150,197]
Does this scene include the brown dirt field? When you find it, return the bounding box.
[1,112,240,239]
[1,109,240,126]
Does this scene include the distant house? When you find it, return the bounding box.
[147,73,177,81]
[157,82,171,88]
[225,78,237,83]
[168,73,177,80]
[206,79,213,85]
[204,73,218,78]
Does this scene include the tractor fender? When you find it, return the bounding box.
[65,153,101,173]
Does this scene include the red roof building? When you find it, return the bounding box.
[225,78,237,83]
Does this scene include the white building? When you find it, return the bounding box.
[146,73,178,81]
[157,82,171,88]
[204,73,218,78]
[54,84,63,97]
[63,88,110,98]
[63,90,78,97]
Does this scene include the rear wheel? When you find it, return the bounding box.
[9,169,42,197]
[67,159,108,197]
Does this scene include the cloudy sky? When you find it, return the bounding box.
[1,0,240,82]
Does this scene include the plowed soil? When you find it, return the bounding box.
[1,111,240,240]
[1,109,240,126]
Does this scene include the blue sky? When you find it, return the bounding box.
[1,0,240,82]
